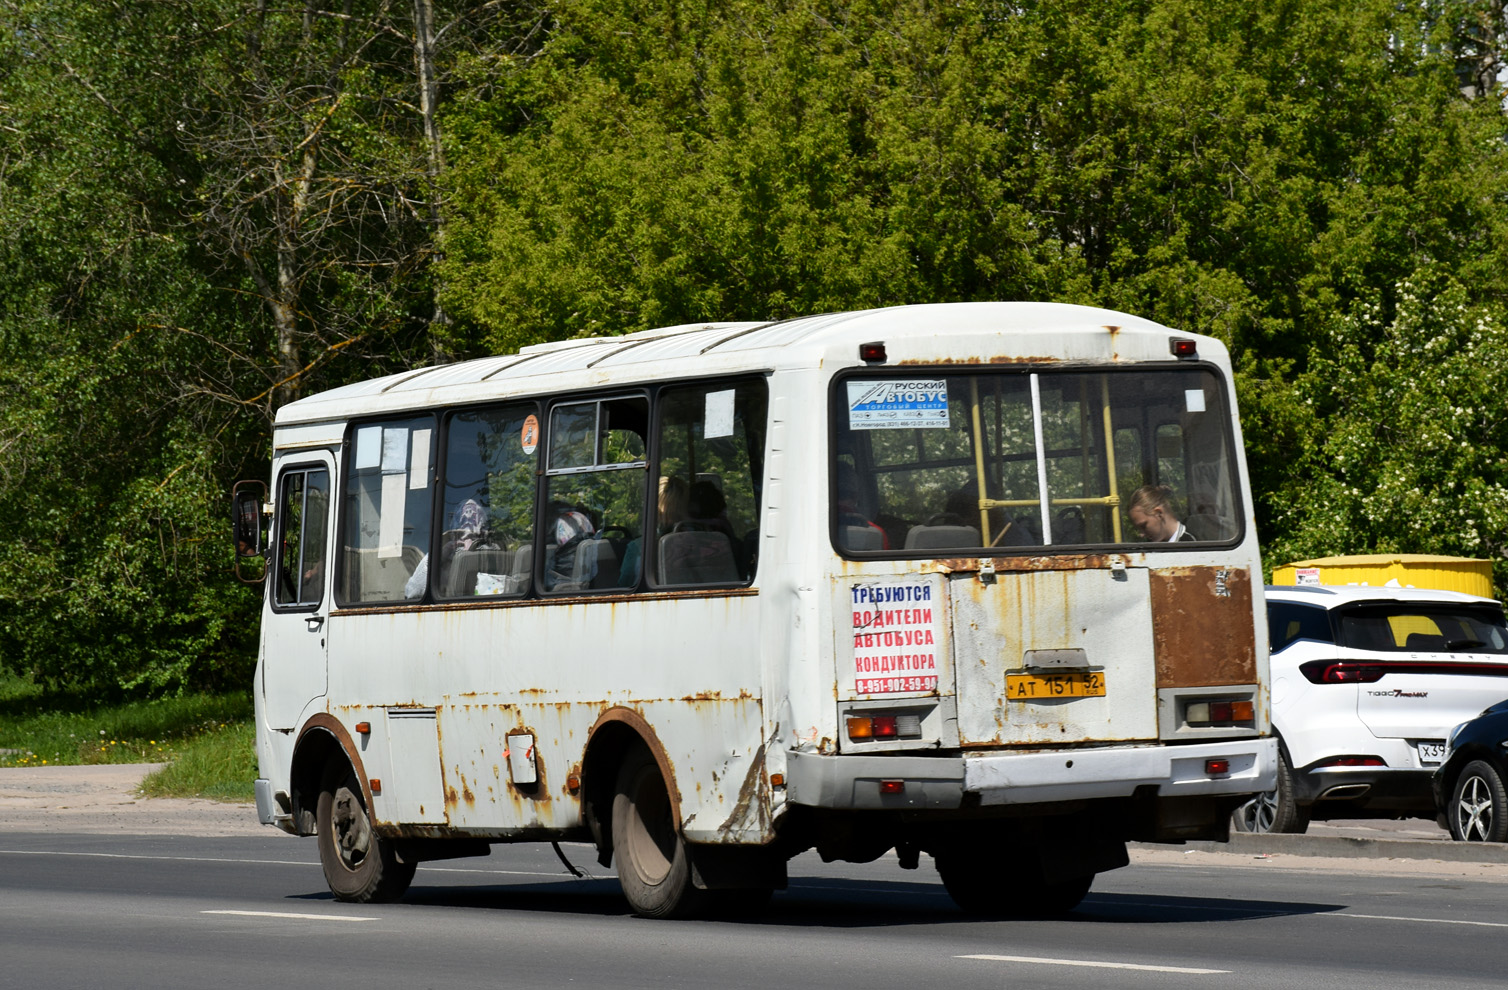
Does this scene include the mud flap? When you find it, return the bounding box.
[687,843,789,891]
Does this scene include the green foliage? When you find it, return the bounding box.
[0,671,251,770]
[138,720,257,803]
[5,0,1508,705]
[1263,274,1508,586]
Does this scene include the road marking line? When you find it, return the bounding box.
[1337,912,1508,929]
[203,910,377,922]
[959,954,1229,974]
[0,849,310,867]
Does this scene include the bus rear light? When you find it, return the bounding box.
[847,713,925,741]
[859,342,887,363]
[1205,759,1230,776]
[1185,700,1255,725]
[1315,756,1385,768]
[1170,337,1197,358]
[879,780,905,795]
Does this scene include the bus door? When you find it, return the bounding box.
[262,454,335,732]
[951,561,1158,746]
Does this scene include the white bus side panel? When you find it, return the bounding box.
[324,595,768,840]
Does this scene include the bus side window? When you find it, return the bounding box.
[273,467,329,608]
[436,404,539,599]
[339,415,436,604]
[652,380,768,586]
[543,396,649,593]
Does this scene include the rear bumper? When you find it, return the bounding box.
[786,737,1276,810]
[1293,764,1436,815]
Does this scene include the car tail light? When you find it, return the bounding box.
[1185,699,1255,725]
[1300,660,1386,684]
[1314,756,1385,768]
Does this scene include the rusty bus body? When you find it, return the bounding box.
[241,302,1276,917]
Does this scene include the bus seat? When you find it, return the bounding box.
[904,525,980,550]
[346,546,422,602]
[843,525,884,551]
[511,544,533,594]
[659,531,740,584]
[590,539,622,589]
[445,548,513,597]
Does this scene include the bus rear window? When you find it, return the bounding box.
[832,368,1242,555]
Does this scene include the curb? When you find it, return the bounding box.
[1133,832,1508,865]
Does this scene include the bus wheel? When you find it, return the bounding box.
[316,764,416,903]
[936,855,1092,917]
[612,746,706,919]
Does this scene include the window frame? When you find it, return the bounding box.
[270,461,331,614]
[828,362,1246,560]
[333,411,439,609]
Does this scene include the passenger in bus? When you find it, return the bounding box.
[618,476,689,585]
[544,502,597,590]
[403,498,490,598]
[836,462,889,550]
[1128,484,1197,543]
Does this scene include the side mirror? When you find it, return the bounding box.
[232,480,269,584]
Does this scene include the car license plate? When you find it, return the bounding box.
[1006,671,1105,700]
[1417,740,1447,766]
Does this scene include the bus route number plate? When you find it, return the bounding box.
[1006,671,1106,700]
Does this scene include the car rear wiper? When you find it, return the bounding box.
[1446,638,1487,650]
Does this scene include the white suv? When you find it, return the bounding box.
[1235,584,1508,833]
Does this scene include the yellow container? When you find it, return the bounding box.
[1270,554,1493,598]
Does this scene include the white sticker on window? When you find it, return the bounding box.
[409,429,431,490]
[377,472,407,558]
[1185,389,1206,413]
[705,389,736,439]
[847,380,949,430]
[381,428,409,474]
[354,426,382,470]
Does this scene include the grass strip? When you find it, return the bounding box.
[0,673,255,802]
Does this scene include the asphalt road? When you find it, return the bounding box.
[3,766,1507,990]
[2,830,1507,990]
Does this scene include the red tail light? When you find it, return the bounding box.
[1314,756,1385,768]
[1300,660,1386,684]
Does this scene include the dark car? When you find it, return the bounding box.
[1432,698,1508,841]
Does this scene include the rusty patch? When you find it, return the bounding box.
[586,707,683,827]
[1149,566,1257,687]
[715,744,769,841]
[929,554,1111,574]
[296,713,373,810]
[894,356,1065,365]
[330,585,759,618]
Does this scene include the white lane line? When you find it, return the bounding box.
[959,954,1229,975]
[203,910,377,923]
[1337,912,1508,929]
[0,849,310,867]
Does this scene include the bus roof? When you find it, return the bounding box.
[274,301,1215,427]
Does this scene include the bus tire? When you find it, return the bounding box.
[612,746,706,919]
[1231,750,1310,835]
[316,763,416,903]
[936,854,1092,917]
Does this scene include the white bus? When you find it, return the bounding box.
[234,302,1276,918]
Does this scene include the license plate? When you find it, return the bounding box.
[1006,671,1106,700]
[1417,740,1447,766]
